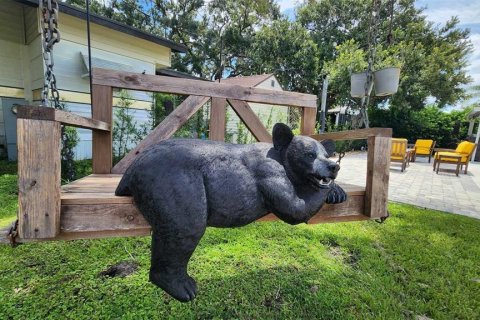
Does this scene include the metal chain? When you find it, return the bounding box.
[7,219,19,247]
[336,151,345,165]
[365,0,381,96]
[387,0,396,45]
[40,0,61,109]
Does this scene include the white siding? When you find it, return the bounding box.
[53,39,154,101]
[0,39,23,88]
[0,0,24,44]
[24,6,39,45]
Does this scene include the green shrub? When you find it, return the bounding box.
[369,106,470,148]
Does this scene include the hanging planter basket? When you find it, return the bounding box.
[373,67,400,96]
[350,72,373,98]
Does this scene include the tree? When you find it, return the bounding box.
[248,19,320,93]
[298,0,473,115]
[66,0,152,31]
[158,0,281,80]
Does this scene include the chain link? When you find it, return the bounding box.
[40,0,61,109]
[336,151,345,165]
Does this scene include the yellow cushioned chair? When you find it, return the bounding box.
[391,138,409,172]
[433,141,477,174]
[411,139,436,163]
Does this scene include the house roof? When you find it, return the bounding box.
[157,69,211,81]
[16,0,187,53]
[221,74,275,87]
[468,106,480,119]
[156,70,279,88]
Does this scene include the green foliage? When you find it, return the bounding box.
[73,159,93,180]
[0,173,17,226]
[299,0,472,111]
[66,0,153,31]
[56,102,80,182]
[0,161,16,175]
[174,104,210,139]
[249,19,320,93]
[61,126,80,183]
[0,202,479,318]
[323,40,368,107]
[369,105,471,147]
[149,93,174,129]
[112,91,149,163]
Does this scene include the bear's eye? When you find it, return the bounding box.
[308,153,316,159]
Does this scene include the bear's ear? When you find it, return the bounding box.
[272,123,294,150]
[321,139,336,158]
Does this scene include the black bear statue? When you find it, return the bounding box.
[116,123,347,302]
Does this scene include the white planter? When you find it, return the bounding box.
[374,67,400,96]
[350,72,373,98]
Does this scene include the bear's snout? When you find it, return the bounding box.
[328,162,340,175]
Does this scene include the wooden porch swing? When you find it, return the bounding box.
[6,68,391,243]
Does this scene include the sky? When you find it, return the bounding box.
[278,0,480,94]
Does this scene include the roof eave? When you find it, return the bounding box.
[15,0,187,53]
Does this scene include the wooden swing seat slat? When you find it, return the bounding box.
[55,174,368,241]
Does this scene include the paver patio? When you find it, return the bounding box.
[335,152,480,219]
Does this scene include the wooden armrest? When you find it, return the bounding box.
[16,105,110,132]
[434,148,455,153]
[310,128,392,141]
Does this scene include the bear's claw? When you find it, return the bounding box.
[325,183,347,204]
[150,272,197,302]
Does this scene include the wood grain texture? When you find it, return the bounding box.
[257,194,365,223]
[365,136,391,218]
[112,95,210,174]
[61,203,148,232]
[17,119,61,239]
[210,97,227,141]
[91,68,317,108]
[16,105,110,131]
[310,128,392,141]
[300,107,317,135]
[92,85,113,174]
[227,99,272,143]
[12,174,369,242]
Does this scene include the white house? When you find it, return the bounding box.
[0,0,186,160]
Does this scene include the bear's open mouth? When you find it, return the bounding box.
[309,175,334,188]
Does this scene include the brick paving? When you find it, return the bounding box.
[335,152,480,219]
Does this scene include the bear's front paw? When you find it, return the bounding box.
[150,271,197,302]
[326,183,347,204]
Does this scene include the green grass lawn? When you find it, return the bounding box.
[0,162,479,319]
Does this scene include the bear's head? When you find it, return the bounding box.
[273,123,339,190]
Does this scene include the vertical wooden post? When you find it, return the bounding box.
[365,136,391,218]
[92,84,113,173]
[209,97,226,141]
[17,119,61,239]
[300,107,317,135]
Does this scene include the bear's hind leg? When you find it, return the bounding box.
[149,225,206,302]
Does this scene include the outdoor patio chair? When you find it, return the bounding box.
[433,141,477,175]
[390,138,409,172]
[411,139,436,163]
